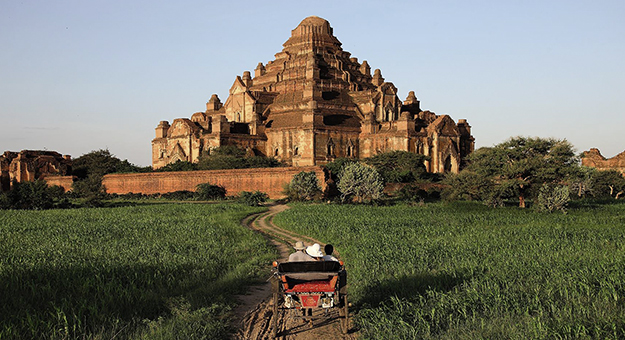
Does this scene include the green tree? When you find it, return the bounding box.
[323,157,358,182]
[73,149,148,178]
[197,146,280,170]
[285,171,322,201]
[337,162,384,203]
[465,137,578,208]
[198,153,246,170]
[156,160,198,172]
[568,166,595,198]
[442,171,495,203]
[72,149,148,204]
[0,180,68,210]
[590,170,625,199]
[365,151,428,183]
[244,156,281,168]
[71,174,108,207]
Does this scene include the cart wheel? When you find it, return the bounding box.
[272,293,279,338]
[341,295,349,334]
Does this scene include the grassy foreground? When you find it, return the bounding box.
[273,201,625,339]
[0,203,275,339]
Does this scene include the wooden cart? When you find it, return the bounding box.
[270,260,348,337]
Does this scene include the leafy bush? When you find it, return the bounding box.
[108,192,156,200]
[239,191,268,206]
[337,162,384,203]
[396,183,442,203]
[208,145,246,157]
[0,180,69,210]
[284,171,322,201]
[243,156,281,169]
[70,174,108,207]
[155,146,281,172]
[536,183,571,213]
[195,183,227,200]
[156,160,198,172]
[568,166,595,198]
[197,146,281,170]
[0,193,9,209]
[442,171,495,203]
[198,153,246,170]
[589,169,625,199]
[323,157,359,181]
[365,151,428,183]
[160,190,197,200]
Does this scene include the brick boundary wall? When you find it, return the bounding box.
[41,176,75,192]
[102,166,327,199]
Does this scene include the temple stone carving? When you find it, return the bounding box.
[152,16,474,173]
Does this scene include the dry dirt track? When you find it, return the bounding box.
[233,203,358,340]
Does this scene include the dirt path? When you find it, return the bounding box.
[233,203,357,340]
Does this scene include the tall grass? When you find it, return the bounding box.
[0,203,275,339]
[273,201,625,339]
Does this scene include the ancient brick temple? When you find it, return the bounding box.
[152,16,474,173]
[582,148,625,174]
[0,150,73,191]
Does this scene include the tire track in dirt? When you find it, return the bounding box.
[233,203,356,340]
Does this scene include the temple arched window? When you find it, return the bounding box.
[444,155,452,173]
[384,106,395,121]
[346,139,355,157]
[326,138,335,157]
[416,140,424,154]
[293,146,299,156]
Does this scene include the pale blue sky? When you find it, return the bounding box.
[1,0,623,166]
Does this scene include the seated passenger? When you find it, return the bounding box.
[305,243,324,260]
[288,241,314,262]
[322,244,339,262]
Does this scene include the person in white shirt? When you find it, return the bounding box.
[288,241,314,262]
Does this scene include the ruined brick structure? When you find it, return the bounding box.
[152,16,474,173]
[582,148,625,175]
[0,150,74,192]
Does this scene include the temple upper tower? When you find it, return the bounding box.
[282,16,342,54]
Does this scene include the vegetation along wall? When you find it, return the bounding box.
[102,166,326,199]
[41,176,75,192]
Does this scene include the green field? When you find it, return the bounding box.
[0,203,275,339]
[273,201,625,339]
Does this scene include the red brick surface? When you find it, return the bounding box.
[42,176,75,192]
[102,166,326,199]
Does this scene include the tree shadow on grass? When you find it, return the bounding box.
[355,271,469,309]
[0,263,245,338]
[569,198,625,210]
